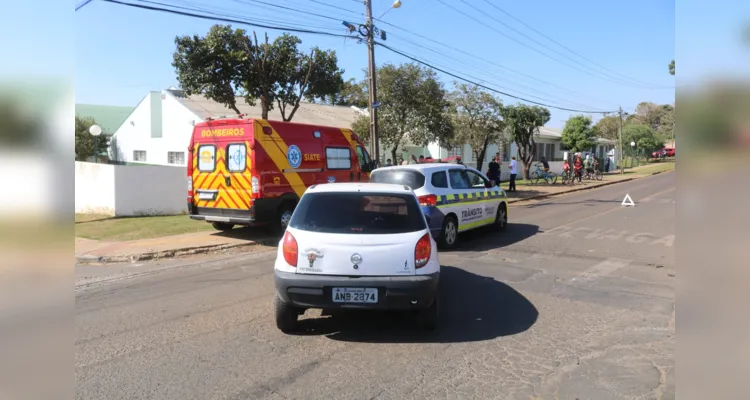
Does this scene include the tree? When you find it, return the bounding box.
[593,115,620,140]
[75,116,110,161]
[351,114,370,139]
[561,115,596,153]
[622,124,664,156]
[326,78,368,108]
[359,63,454,162]
[173,25,344,121]
[669,60,675,76]
[448,83,505,171]
[501,104,551,179]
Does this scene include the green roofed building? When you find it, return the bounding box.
[75,104,134,135]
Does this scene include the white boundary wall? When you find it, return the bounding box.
[75,162,187,216]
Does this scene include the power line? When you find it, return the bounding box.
[385,35,609,112]
[479,0,671,89]
[373,18,619,108]
[75,0,96,11]
[436,0,667,90]
[376,41,617,114]
[101,0,358,38]
[144,0,346,32]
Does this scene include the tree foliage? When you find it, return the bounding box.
[75,116,110,161]
[173,25,344,121]
[326,77,368,108]
[448,83,505,171]
[669,60,675,76]
[622,124,664,155]
[358,63,454,162]
[593,115,620,140]
[502,104,551,179]
[351,114,370,140]
[561,115,596,153]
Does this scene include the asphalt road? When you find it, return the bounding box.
[76,172,675,400]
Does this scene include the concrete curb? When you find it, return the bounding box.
[76,240,271,265]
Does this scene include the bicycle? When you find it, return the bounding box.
[582,167,603,181]
[561,169,575,185]
[529,163,558,185]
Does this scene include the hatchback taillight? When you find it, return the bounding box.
[418,194,437,207]
[282,231,298,267]
[415,233,431,268]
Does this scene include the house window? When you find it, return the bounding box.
[133,150,147,162]
[168,151,185,165]
[502,141,510,162]
[535,143,557,161]
[325,147,351,170]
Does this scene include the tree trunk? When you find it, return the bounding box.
[474,135,490,172]
[391,144,399,165]
[260,94,269,119]
[230,103,242,116]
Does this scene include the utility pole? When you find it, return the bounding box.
[364,0,380,165]
[618,106,624,175]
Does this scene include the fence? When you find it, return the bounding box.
[75,162,188,216]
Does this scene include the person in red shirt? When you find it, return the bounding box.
[574,155,584,183]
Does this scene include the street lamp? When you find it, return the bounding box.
[630,141,636,169]
[89,124,102,163]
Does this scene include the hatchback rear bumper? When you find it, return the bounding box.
[274,270,439,310]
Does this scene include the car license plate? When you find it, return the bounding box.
[332,288,378,303]
[197,192,215,200]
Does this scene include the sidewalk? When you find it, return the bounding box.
[76,229,274,263]
[77,165,672,264]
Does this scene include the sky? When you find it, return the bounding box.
[44,0,687,128]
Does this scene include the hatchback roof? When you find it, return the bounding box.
[375,163,467,173]
[307,182,413,194]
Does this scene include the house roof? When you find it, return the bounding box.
[75,104,134,135]
[166,89,360,128]
[537,127,562,139]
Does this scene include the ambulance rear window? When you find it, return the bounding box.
[197,145,216,172]
[369,169,425,190]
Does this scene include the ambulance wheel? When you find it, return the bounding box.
[274,202,295,234]
[493,204,508,232]
[211,222,234,231]
[438,215,458,250]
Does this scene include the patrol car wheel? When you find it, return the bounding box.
[494,204,508,232]
[211,222,234,231]
[439,216,458,249]
[274,294,299,333]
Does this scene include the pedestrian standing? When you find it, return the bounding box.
[509,156,518,192]
[605,157,610,172]
[487,156,500,186]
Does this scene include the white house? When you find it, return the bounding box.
[109,88,615,171]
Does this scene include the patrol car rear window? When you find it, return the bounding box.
[369,169,425,190]
[289,192,426,234]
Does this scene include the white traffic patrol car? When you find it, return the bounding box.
[369,162,508,249]
[273,182,441,333]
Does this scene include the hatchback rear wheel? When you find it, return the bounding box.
[274,294,299,333]
[416,296,439,330]
[439,216,458,250]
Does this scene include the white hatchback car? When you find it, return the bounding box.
[273,182,441,333]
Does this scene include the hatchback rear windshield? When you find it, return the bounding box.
[369,169,426,190]
[289,192,426,234]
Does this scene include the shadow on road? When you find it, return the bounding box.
[292,266,538,344]
[209,226,278,245]
[519,199,622,209]
[447,223,541,252]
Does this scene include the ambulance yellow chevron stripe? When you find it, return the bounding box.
[253,120,307,198]
[192,145,253,209]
